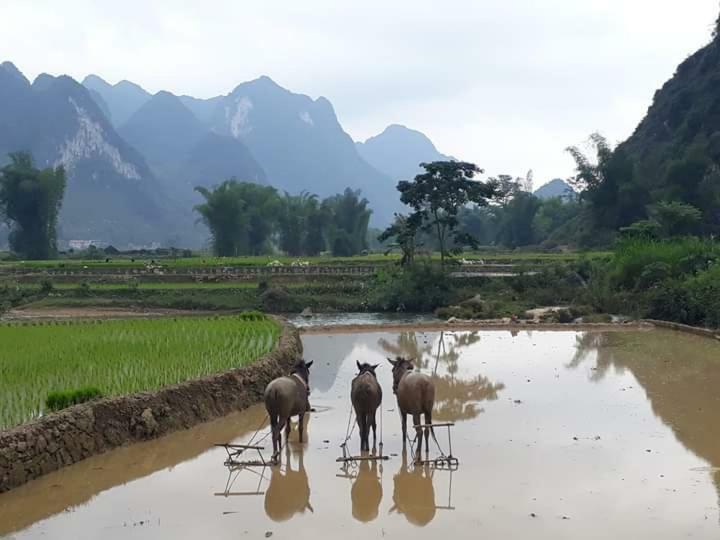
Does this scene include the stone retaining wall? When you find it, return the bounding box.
[0,318,302,493]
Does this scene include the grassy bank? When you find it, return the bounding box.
[0,314,280,429]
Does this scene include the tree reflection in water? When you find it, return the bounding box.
[568,330,720,518]
[379,331,505,422]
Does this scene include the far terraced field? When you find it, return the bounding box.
[0,314,280,430]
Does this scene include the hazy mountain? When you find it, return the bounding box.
[179,94,224,125]
[356,124,453,183]
[82,74,151,127]
[534,178,576,200]
[210,76,397,224]
[0,62,179,246]
[119,91,208,173]
[179,132,266,189]
[119,90,266,205]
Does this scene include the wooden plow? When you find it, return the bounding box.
[409,422,459,470]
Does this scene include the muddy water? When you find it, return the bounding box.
[2,328,720,539]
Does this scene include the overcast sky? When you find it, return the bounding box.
[3,0,718,186]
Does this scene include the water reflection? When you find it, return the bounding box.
[570,330,720,511]
[380,331,504,422]
[341,459,384,522]
[263,446,313,522]
[390,450,436,526]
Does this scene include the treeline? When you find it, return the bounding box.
[383,172,581,252]
[562,134,720,247]
[0,152,66,259]
[194,181,371,257]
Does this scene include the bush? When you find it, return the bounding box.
[260,286,295,312]
[610,237,720,290]
[369,262,452,312]
[238,311,267,322]
[76,281,91,297]
[40,280,54,294]
[45,387,103,412]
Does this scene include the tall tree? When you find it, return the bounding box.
[194,180,279,256]
[498,191,541,247]
[324,188,372,256]
[278,191,321,256]
[378,213,422,266]
[236,183,279,255]
[394,161,498,266]
[0,152,66,260]
[194,181,249,256]
[566,133,646,235]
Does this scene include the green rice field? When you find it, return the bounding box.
[0,314,281,429]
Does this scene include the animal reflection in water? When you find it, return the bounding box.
[264,446,314,522]
[390,450,437,526]
[337,459,384,523]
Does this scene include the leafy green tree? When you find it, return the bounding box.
[395,161,498,266]
[236,183,280,255]
[0,152,66,260]
[649,201,702,237]
[532,197,582,245]
[498,191,541,247]
[194,181,249,256]
[278,191,317,256]
[194,181,279,256]
[323,188,371,256]
[304,206,330,255]
[378,213,422,266]
[566,133,647,238]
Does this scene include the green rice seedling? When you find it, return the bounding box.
[45,387,103,411]
[0,315,281,429]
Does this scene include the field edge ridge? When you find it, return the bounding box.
[0,316,302,493]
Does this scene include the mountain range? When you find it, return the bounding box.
[1,62,466,248]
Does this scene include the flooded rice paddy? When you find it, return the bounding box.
[2,327,720,539]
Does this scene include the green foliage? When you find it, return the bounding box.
[46,387,103,412]
[497,191,541,248]
[620,219,662,240]
[278,191,324,256]
[378,213,422,266]
[369,262,453,312]
[0,316,281,428]
[394,161,498,265]
[196,181,371,257]
[194,180,279,256]
[0,152,66,260]
[323,188,372,256]
[39,280,54,294]
[648,201,702,237]
[609,237,719,290]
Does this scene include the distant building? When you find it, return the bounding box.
[68,240,107,250]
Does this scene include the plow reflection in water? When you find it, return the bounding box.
[4,328,720,539]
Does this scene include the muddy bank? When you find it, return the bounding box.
[299,320,654,334]
[0,319,302,493]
